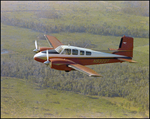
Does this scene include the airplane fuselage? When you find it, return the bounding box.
[34,45,126,66]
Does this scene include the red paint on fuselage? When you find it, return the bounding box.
[67,58,122,65]
[34,57,123,66]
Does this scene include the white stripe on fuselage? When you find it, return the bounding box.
[34,45,126,60]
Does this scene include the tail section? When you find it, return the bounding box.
[113,35,134,58]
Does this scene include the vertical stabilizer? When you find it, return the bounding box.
[113,36,134,58]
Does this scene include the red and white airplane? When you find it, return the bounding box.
[33,35,136,77]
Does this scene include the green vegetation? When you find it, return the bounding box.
[1,1,149,118]
[1,1,149,38]
[1,77,147,118]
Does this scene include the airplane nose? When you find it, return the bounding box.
[33,53,41,61]
[33,54,38,61]
[33,52,46,63]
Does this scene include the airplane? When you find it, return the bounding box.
[33,35,136,77]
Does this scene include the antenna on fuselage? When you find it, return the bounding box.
[84,44,89,48]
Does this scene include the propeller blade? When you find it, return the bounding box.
[44,50,50,66]
[33,40,39,53]
[35,40,38,49]
[47,50,49,61]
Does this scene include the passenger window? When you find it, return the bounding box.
[80,50,84,55]
[72,49,78,55]
[86,51,91,55]
[62,49,71,55]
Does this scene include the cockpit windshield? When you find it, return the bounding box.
[41,50,59,54]
[55,46,63,53]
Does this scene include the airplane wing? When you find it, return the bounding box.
[68,64,102,77]
[44,35,63,49]
[118,58,137,63]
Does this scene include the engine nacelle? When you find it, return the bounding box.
[50,58,75,71]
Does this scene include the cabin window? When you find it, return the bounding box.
[86,51,91,55]
[80,50,84,55]
[72,49,78,55]
[62,49,71,55]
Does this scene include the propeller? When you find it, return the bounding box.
[44,50,50,66]
[33,40,40,53]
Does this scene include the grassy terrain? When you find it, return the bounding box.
[101,96,149,117]
[1,2,148,30]
[1,77,147,118]
[134,45,149,54]
[1,1,149,38]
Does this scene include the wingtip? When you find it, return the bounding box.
[89,74,103,77]
[130,60,137,63]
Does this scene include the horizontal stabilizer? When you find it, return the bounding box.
[108,48,117,51]
[108,48,132,52]
[118,58,137,63]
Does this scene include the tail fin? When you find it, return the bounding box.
[113,35,134,58]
